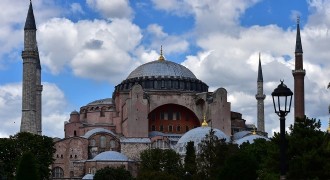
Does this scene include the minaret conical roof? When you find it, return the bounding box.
[24,1,36,30]
[257,53,263,82]
[295,17,303,53]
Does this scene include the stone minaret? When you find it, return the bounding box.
[255,53,266,132]
[292,17,305,121]
[21,1,42,135]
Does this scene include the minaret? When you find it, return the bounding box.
[255,53,266,132]
[292,17,306,121]
[21,1,42,134]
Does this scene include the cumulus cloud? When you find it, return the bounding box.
[86,0,133,19]
[38,18,142,83]
[178,0,330,135]
[0,82,69,138]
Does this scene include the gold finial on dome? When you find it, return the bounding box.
[201,115,208,127]
[158,45,165,61]
[252,127,257,135]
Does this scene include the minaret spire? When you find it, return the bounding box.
[292,16,306,121]
[24,1,36,30]
[295,17,303,53]
[256,53,266,132]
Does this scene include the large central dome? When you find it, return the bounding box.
[114,53,208,93]
[127,60,197,80]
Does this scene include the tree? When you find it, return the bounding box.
[258,117,330,179]
[286,117,330,179]
[0,132,55,180]
[16,152,40,180]
[138,148,183,179]
[184,141,196,176]
[94,166,132,180]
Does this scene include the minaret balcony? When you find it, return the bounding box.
[292,69,306,76]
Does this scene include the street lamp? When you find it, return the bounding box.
[271,80,293,180]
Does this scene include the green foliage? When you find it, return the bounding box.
[196,129,239,179]
[16,152,40,180]
[93,166,132,180]
[286,117,330,179]
[0,132,55,180]
[258,117,330,179]
[184,141,196,176]
[138,148,183,179]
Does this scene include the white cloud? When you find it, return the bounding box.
[86,0,133,19]
[71,3,85,14]
[0,82,69,138]
[38,18,142,83]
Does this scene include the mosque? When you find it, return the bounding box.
[20,2,306,179]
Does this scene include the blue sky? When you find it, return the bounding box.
[0,0,329,138]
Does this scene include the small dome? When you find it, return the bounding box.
[234,134,269,146]
[82,174,94,180]
[176,127,229,155]
[92,151,129,161]
[87,98,112,106]
[232,131,251,140]
[70,110,79,115]
[127,60,197,80]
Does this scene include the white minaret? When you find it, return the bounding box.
[255,53,266,132]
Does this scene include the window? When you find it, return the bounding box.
[74,130,77,136]
[168,108,173,120]
[176,112,181,120]
[100,107,106,117]
[186,126,189,132]
[100,136,106,148]
[186,113,189,121]
[177,125,181,132]
[90,139,96,146]
[160,125,164,131]
[164,112,168,120]
[110,140,116,149]
[169,125,173,132]
[52,167,64,178]
[160,112,164,120]
[151,125,156,131]
[83,110,87,118]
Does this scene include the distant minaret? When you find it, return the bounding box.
[292,17,305,121]
[21,1,42,135]
[255,53,266,132]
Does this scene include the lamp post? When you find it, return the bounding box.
[271,80,293,180]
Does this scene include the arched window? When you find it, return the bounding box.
[100,136,106,148]
[110,140,116,149]
[74,130,77,136]
[168,125,173,132]
[177,125,181,132]
[90,139,96,146]
[52,167,64,178]
[100,107,106,117]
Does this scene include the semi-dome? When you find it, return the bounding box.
[127,60,197,80]
[91,151,129,161]
[234,134,269,146]
[176,127,229,155]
